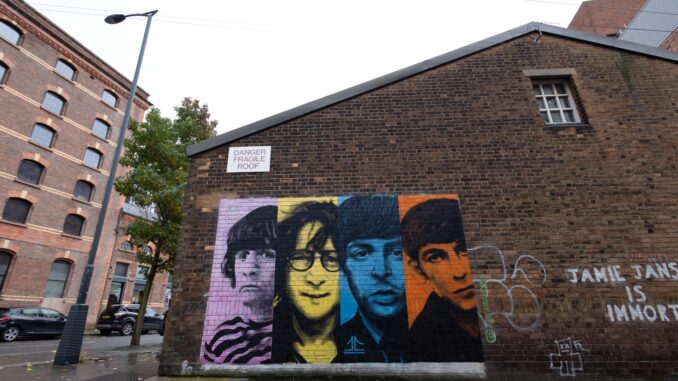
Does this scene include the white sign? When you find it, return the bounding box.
[227,146,271,173]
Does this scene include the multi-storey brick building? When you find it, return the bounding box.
[0,0,169,329]
[162,23,678,379]
[569,0,678,52]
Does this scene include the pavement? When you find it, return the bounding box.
[0,333,164,381]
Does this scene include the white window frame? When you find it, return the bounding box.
[533,79,581,125]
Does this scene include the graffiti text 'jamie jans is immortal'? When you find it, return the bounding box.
[567,263,678,323]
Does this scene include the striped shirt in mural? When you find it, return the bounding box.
[203,316,273,364]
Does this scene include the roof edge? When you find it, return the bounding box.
[188,22,678,157]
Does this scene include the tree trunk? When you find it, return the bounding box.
[130,248,160,346]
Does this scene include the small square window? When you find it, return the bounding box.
[2,198,31,224]
[101,90,118,108]
[83,148,102,169]
[73,180,94,201]
[17,160,44,185]
[31,124,56,147]
[0,20,21,45]
[63,214,85,236]
[55,60,76,80]
[42,92,66,115]
[532,79,582,125]
[92,119,110,139]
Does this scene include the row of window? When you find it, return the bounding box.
[31,120,110,149]
[17,158,100,192]
[119,240,153,256]
[40,88,117,116]
[2,21,118,109]
[1,65,118,110]
[0,251,71,298]
[2,198,87,236]
[2,20,119,108]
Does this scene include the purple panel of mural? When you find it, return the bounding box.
[201,198,278,364]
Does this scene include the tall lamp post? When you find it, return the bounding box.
[54,10,158,366]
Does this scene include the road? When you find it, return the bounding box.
[0,333,163,368]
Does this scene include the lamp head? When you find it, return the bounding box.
[105,14,127,24]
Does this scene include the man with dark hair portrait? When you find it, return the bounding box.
[203,205,277,364]
[335,195,408,363]
[401,198,484,362]
[271,201,340,364]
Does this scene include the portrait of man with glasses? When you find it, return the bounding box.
[271,200,340,363]
[335,195,408,363]
[202,203,278,364]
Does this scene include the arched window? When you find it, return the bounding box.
[120,241,133,251]
[91,119,110,139]
[43,260,71,298]
[30,123,56,148]
[1,198,31,224]
[73,180,94,201]
[0,62,8,84]
[0,250,13,292]
[63,214,85,236]
[101,90,118,108]
[83,148,102,169]
[17,159,44,185]
[42,91,66,115]
[0,20,21,45]
[142,246,152,256]
[54,59,76,80]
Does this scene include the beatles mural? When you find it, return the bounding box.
[200,195,484,364]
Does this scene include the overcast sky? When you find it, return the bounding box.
[26,0,584,134]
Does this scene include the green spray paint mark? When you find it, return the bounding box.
[478,279,496,343]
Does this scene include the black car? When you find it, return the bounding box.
[95,304,163,336]
[0,307,67,342]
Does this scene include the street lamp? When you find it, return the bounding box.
[54,10,158,366]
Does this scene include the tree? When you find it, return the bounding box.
[115,98,217,346]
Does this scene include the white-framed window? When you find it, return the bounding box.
[0,20,21,45]
[533,79,581,125]
[55,60,76,80]
[83,148,103,169]
[101,90,118,108]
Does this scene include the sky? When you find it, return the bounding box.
[25,0,585,135]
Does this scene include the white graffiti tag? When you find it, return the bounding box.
[471,244,546,332]
[549,338,588,377]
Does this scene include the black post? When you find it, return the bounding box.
[54,10,157,365]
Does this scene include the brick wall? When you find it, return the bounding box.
[0,0,150,326]
[568,0,646,37]
[162,33,678,379]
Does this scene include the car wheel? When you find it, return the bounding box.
[99,329,112,336]
[141,330,149,335]
[157,327,164,336]
[120,322,134,336]
[1,327,20,342]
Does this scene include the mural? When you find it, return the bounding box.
[201,194,485,365]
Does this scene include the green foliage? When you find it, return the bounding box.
[114,98,217,272]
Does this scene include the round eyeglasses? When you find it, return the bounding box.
[288,249,340,272]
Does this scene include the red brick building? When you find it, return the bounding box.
[162,23,678,379]
[0,0,169,329]
[569,0,678,51]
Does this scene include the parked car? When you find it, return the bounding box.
[0,307,67,342]
[95,304,163,336]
